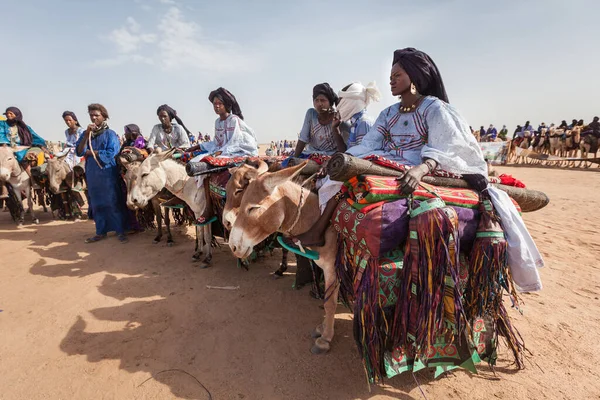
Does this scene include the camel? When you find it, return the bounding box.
[0,145,40,226]
[579,134,600,168]
[126,150,213,266]
[45,155,86,220]
[228,162,339,354]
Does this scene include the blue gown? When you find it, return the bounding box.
[76,129,128,236]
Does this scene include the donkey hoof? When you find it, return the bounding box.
[33,219,39,225]
[311,324,324,339]
[167,241,174,247]
[197,262,211,269]
[310,337,331,354]
[191,253,202,262]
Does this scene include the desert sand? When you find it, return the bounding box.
[0,165,599,400]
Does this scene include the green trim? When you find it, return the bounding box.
[194,215,217,226]
[475,231,505,238]
[277,235,320,260]
[410,198,446,217]
[161,204,185,209]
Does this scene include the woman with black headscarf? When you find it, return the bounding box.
[292,48,489,247]
[0,107,47,163]
[146,104,191,153]
[292,83,349,158]
[188,87,258,158]
[0,107,47,199]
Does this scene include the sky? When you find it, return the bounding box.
[3,0,599,143]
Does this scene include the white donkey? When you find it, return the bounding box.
[0,145,39,226]
[126,150,212,267]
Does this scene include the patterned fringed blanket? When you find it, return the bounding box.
[333,176,522,383]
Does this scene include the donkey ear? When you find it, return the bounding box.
[261,161,307,193]
[256,160,269,175]
[158,148,177,161]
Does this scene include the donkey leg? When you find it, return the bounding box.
[164,208,174,247]
[28,187,39,224]
[15,192,25,227]
[311,263,339,355]
[273,249,289,277]
[192,225,203,261]
[198,224,212,268]
[152,199,162,244]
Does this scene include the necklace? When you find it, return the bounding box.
[399,95,423,113]
[400,104,417,113]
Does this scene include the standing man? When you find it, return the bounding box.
[76,103,129,243]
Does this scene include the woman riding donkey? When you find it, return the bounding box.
[185,87,258,222]
[0,107,47,200]
[229,49,543,373]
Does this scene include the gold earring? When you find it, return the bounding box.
[410,83,417,95]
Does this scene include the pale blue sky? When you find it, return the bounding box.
[3,0,599,142]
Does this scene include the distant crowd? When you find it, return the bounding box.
[266,140,297,156]
[473,117,600,142]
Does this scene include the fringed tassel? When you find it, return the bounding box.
[467,197,524,367]
[334,235,355,307]
[497,302,525,369]
[393,198,464,361]
[353,257,390,383]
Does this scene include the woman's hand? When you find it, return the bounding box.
[332,111,342,132]
[462,174,489,192]
[399,164,429,194]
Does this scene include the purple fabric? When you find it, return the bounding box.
[379,198,479,255]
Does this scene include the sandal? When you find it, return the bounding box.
[118,234,129,244]
[277,235,320,260]
[85,234,107,243]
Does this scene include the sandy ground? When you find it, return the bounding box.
[1,166,599,400]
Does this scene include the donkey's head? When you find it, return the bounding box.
[228,162,307,259]
[126,152,171,209]
[46,155,69,194]
[222,160,269,231]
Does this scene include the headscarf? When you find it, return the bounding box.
[62,111,81,127]
[208,87,244,120]
[312,83,338,107]
[337,82,381,122]
[392,47,449,103]
[156,104,191,134]
[3,107,32,146]
[124,124,141,136]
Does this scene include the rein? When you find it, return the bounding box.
[283,186,306,235]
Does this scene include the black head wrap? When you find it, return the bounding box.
[62,111,81,127]
[156,104,191,135]
[312,83,338,107]
[4,106,32,146]
[392,48,449,103]
[208,87,244,120]
[124,124,141,136]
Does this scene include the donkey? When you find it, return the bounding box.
[0,145,39,225]
[126,150,212,266]
[223,160,290,276]
[45,155,86,219]
[228,162,339,354]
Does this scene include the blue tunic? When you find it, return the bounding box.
[76,129,128,235]
[0,120,46,162]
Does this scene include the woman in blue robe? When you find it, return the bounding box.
[76,103,129,243]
